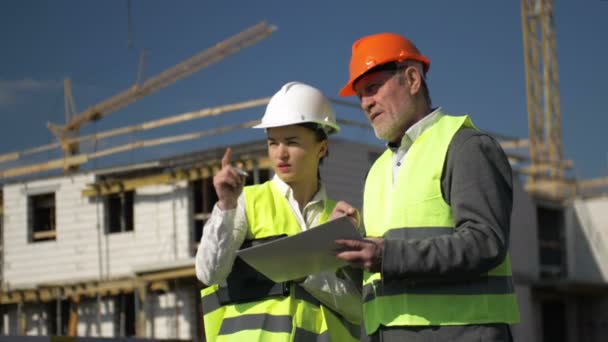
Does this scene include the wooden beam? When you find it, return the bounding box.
[23,290,38,302]
[524,179,575,201]
[136,285,147,338]
[0,152,20,163]
[1,278,142,305]
[83,167,211,197]
[578,176,608,190]
[149,281,170,292]
[0,155,87,179]
[39,288,53,302]
[32,230,57,240]
[0,98,270,167]
[500,138,530,150]
[67,295,80,337]
[515,160,574,175]
[82,155,270,197]
[18,303,25,335]
[0,120,261,181]
[139,267,196,282]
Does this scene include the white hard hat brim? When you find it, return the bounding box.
[252,120,340,135]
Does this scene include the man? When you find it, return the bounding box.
[333,32,520,341]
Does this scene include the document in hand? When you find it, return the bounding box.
[236,216,363,283]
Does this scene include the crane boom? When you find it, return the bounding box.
[52,21,275,136]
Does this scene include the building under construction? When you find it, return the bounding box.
[0,135,380,341]
[1,2,608,341]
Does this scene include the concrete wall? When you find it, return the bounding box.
[2,174,98,287]
[146,285,198,340]
[321,139,382,214]
[1,287,198,340]
[568,197,608,283]
[510,178,540,281]
[509,179,541,342]
[2,174,191,288]
[101,182,190,277]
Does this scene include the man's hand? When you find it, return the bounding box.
[213,147,245,210]
[330,201,361,228]
[335,238,384,273]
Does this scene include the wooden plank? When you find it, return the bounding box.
[515,162,573,175]
[0,152,20,163]
[0,155,87,179]
[136,285,147,337]
[139,267,196,282]
[39,289,53,302]
[32,230,57,240]
[0,98,270,167]
[83,167,212,197]
[23,291,38,302]
[578,177,608,190]
[67,295,80,337]
[82,155,270,197]
[70,98,269,155]
[0,120,261,180]
[500,138,530,150]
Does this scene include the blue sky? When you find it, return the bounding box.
[0,0,606,180]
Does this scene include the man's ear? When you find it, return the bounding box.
[406,66,422,95]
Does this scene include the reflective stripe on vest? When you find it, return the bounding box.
[362,115,520,334]
[202,181,359,341]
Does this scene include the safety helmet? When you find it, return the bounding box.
[339,33,431,97]
[254,81,340,134]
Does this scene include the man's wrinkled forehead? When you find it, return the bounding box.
[353,66,398,94]
[354,61,426,90]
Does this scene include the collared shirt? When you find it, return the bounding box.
[387,107,444,186]
[272,173,327,230]
[195,175,361,323]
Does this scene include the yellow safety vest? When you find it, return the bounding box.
[201,181,360,341]
[362,115,520,335]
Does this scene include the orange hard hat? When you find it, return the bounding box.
[339,33,431,97]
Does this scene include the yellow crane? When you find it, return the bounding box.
[519,0,608,198]
[520,0,571,199]
[46,21,276,171]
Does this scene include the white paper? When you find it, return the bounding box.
[236,216,362,283]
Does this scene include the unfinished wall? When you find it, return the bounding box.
[2,303,24,335]
[2,174,99,287]
[568,197,608,283]
[101,181,190,277]
[146,285,197,340]
[510,178,540,282]
[2,175,191,288]
[321,139,382,213]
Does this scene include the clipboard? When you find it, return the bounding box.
[236,216,362,283]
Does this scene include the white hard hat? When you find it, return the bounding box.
[254,81,340,134]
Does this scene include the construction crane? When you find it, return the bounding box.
[520,0,571,199]
[47,21,276,171]
[519,0,608,198]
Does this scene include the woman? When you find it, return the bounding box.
[195,81,361,341]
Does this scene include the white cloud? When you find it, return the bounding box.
[0,78,61,107]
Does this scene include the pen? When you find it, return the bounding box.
[233,167,249,177]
